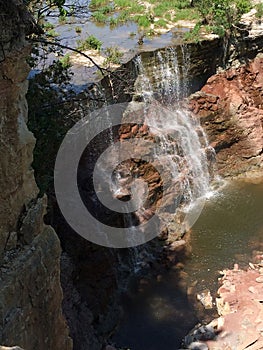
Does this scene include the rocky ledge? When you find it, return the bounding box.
[184,256,263,350]
[188,54,263,178]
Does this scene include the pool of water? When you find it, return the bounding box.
[55,20,189,52]
[185,178,263,294]
[112,178,263,350]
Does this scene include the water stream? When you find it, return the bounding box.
[44,2,191,85]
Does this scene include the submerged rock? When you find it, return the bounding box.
[196,289,213,309]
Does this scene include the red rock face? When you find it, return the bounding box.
[188,55,263,177]
[184,260,263,350]
[206,263,263,350]
[116,102,204,240]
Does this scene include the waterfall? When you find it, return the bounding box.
[74,46,215,266]
[133,47,212,207]
[134,47,190,103]
[111,46,215,270]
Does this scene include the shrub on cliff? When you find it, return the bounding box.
[193,0,252,35]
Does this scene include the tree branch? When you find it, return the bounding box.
[28,37,109,76]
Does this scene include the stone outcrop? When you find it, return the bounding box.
[188,54,263,177]
[0,1,72,349]
[208,263,263,350]
[185,260,263,350]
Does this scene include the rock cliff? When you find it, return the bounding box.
[188,54,263,177]
[16,4,263,349]
[0,1,72,348]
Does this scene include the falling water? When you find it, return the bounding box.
[134,46,213,210]
[109,45,218,350]
[106,47,214,271]
[134,47,190,103]
[88,47,215,270]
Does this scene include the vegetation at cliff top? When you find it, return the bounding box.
[255,3,263,18]
[87,0,252,35]
[89,0,199,30]
[25,0,257,80]
[26,0,255,48]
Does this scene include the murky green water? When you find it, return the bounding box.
[113,178,263,350]
[185,178,263,294]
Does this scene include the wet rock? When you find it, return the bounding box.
[170,239,186,251]
[197,290,213,309]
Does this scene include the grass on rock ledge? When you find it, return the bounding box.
[87,0,254,41]
[89,0,200,32]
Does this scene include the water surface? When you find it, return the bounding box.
[113,179,263,350]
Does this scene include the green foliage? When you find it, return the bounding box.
[235,0,252,14]
[109,17,118,26]
[150,0,190,9]
[51,0,67,16]
[146,28,155,36]
[58,15,67,24]
[114,0,133,8]
[154,19,167,28]
[87,0,199,30]
[255,3,263,18]
[165,13,172,21]
[211,24,226,37]
[104,46,123,64]
[153,4,170,17]
[135,15,151,28]
[173,8,200,21]
[98,5,114,14]
[77,35,102,51]
[59,53,71,69]
[89,0,109,9]
[184,23,201,42]
[44,59,73,84]
[26,0,67,19]
[117,11,130,22]
[127,3,144,13]
[43,21,54,30]
[91,11,108,22]
[46,29,59,37]
[194,0,252,35]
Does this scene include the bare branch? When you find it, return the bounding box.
[28,37,109,76]
[28,37,132,88]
